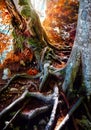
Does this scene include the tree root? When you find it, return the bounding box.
[0,72,42,95]
[62,46,81,93]
[0,83,62,130]
[62,44,91,98]
[52,66,66,77]
[3,111,21,130]
[0,74,20,95]
[22,105,52,120]
[0,86,59,120]
[39,62,66,92]
[55,97,83,130]
[45,85,59,130]
[0,90,28,119]
[39,62,50,91]
[3,107,23,130]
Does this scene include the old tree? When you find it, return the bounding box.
[0,0,91,130]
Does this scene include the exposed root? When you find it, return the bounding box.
[62,46,81,93]
[3,108,22,130]
[0,90,28,119]
[55,97,83,130]
[45,85,59,130]
[0,86,59,120]
[39,62,50,91]
[41,47,49,63]
[51,66,66,77]
[39,62,65,92]
[22,105,52,120]
[3,100,30,130]
[0,74,19,95]
[0,72,42,95]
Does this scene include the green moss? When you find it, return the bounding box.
[12,30,17,39]
[28,38,45,50]
[18,0,28,5]
[21,5,31,18]
[12,29,26,51]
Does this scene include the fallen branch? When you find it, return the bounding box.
[55,97,83,130]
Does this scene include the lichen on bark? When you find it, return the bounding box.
[62,0,91,96]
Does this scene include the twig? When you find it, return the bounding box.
[55,97,83,130]
[60,91,69,109]
[45,85,59,130]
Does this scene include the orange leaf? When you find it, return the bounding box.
[27,68,38,75]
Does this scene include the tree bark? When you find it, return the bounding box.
[62,0,91,96]
[5,0,91,96]
[5,0,49,52]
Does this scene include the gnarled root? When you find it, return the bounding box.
[0,85,60,130]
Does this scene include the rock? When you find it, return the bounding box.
[20,60,25,66]
[10,88,18,92]
[2,68,11,80]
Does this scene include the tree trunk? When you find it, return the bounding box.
[5,0,48,51]
[5,0,51,70]
[62,0,91,96]
[5,0,91,96]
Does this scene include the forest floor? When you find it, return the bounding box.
[0,45,90,130]
[0,47,70,111]
[0,46,75,130]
